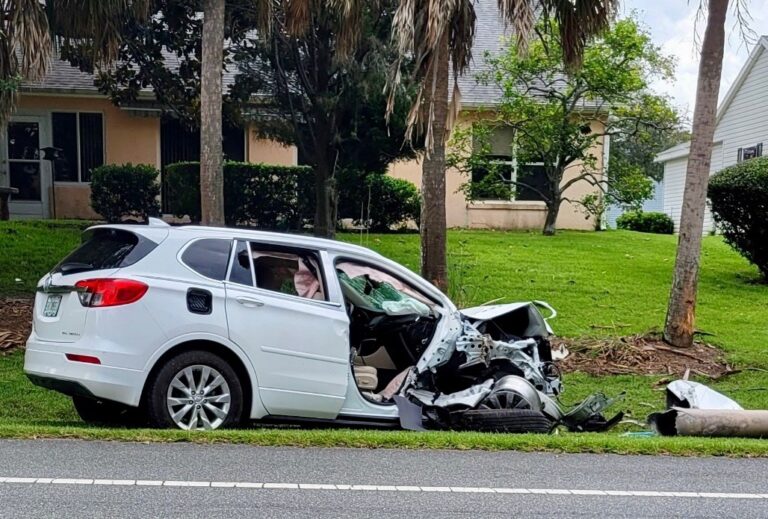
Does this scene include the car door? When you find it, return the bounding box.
[224,240,350,418]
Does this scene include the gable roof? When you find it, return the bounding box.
[654,36,768,163]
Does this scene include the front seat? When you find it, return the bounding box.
[353,365,378,391]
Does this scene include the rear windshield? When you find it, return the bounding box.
[53,228,158,275]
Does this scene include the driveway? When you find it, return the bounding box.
[1,439,766,518]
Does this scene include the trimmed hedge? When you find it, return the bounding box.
[616,210,674,234]
[337,170,420,231]
[90,163,161,223]
[708,156,768,279]
[165,162,314,229]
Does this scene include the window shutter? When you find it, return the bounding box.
[737,148,743,163]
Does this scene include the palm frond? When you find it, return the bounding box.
[0,0,52,125]
[47,0,152,64]
[284,0,312,36]
[543,0,618,69]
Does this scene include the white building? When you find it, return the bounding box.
[655,36,768,233]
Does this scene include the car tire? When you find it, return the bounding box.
[459,408,553,434]
[145,350,244,431]
[72,396,143,426]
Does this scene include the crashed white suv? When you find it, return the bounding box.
[25,220,619,432]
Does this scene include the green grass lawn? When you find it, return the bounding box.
[1,221,768,456]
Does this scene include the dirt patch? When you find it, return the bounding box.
[555,334,733,379]
[0,297,33,355]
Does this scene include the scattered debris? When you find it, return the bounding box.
[0,297,32,355]
[555,334,733,378]
[648,379,768,438]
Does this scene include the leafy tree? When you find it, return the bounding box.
[449,18,677,235]
[64,0,414,238]
[384,0,618,289]
[230,0,417,238]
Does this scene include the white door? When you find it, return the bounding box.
[224,241,350,419]
[2,116,51,218]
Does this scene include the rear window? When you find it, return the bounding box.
[53,228,158,275]
[181,238,232,280]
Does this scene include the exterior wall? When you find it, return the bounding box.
[662,145,720,233]
[15,95,160,219]
[387,113,605,231]
[714,46,768,169]
[247,130,297,166]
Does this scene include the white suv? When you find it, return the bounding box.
[24,220,620,432]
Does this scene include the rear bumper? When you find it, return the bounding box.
[24,339,146,407]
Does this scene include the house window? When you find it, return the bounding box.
[737,143,763,163]
[470,126,548,202]
[51,112,105,182]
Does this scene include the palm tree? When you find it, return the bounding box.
[0,0,150,125]
[384,0,618,291]
[663,0,728,348]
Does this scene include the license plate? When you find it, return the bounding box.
[43,295,62,318]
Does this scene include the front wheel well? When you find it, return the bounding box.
[141,340,253,420]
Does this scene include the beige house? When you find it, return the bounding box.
[2,3,606,229]
[1,60,296,220]
[389,2,608,231]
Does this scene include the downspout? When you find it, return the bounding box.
[600,131,611,230]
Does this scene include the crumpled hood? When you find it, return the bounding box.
[415,301,556,373]
[460,301,556,336]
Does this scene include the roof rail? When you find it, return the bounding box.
[147,217,170,227]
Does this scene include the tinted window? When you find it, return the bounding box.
[181,239,232,280]
[229,241,253,286]
[54,228,157,274]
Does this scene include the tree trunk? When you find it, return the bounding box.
[199,0,225,226]
[420,33,450,292]
[543,202,558,236]
[314,159,336,239]
[663,0,727,348]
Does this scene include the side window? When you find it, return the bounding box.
[229,240,254,286]
[181,239,232,280]
[241,243,326,301]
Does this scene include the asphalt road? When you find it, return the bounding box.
[1,439,767,518]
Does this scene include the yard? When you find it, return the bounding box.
[1,221,768,455]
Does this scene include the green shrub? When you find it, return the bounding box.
[164,162,314,229]
[337,170,420,231]
[708,156,768,279]
[616,210,674,234]
[90,164,161,223]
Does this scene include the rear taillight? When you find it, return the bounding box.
[75,278,148,307]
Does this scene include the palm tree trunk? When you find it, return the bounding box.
[663,0,727,348]
[200,0,225,226]
[420,33,450,292]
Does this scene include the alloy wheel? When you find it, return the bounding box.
[166,364,231,430]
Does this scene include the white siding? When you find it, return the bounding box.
[714,46,768,169]
[662,144,719,234]
[660,42,768,234]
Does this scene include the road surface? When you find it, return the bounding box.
[0,439,766,518]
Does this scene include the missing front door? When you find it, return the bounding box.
[3,116,51,218]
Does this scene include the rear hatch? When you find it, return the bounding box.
[34,227,163,343]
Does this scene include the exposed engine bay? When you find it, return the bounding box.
[338,262,623,433]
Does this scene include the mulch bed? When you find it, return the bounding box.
[0,297,735,379]
[0,297,33,355]
[554,334,734,379]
